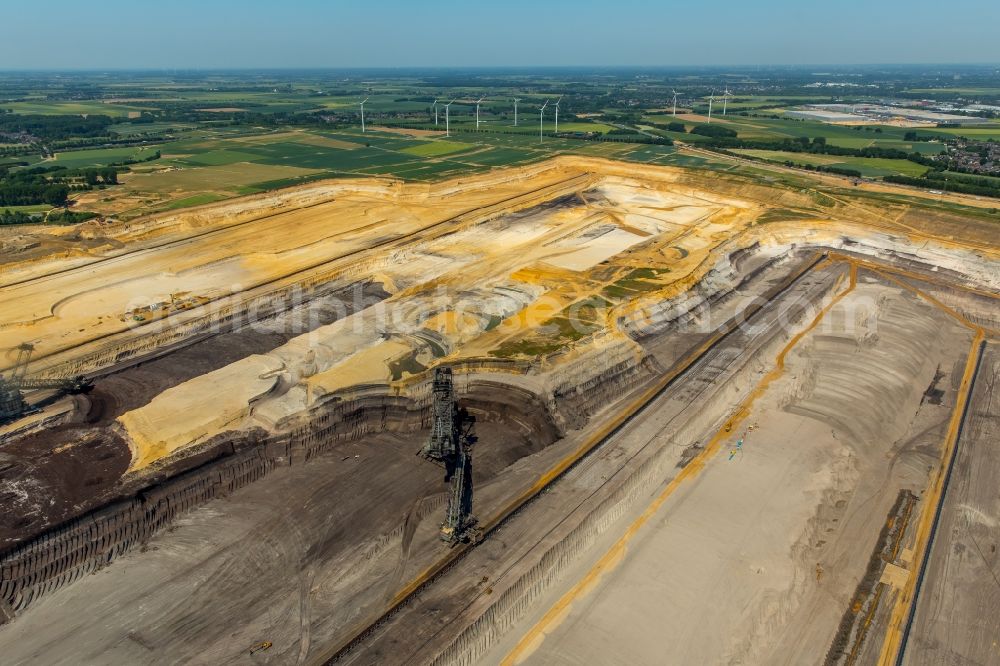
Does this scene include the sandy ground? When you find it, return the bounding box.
[0,284,385,548]
[1,157,999,666]
[488,272,975,666]
[94,177,749,469]
[0,251,834,665]
[0,431,444,665]
[321,258,849,664]
[905,342,1000,665]
[0,412,558,666]
[0,162,586,368]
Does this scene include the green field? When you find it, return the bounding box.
[641,113,965,157]
[177,149,265,166]
[163,193,228,209]
[921,127,1000,141]
[734,149,931,177]
[109,121,194,136]
[2,100,152,117]
[2,69,994,220]
[49,146,160,169]
[0,203,53,214]
[400,140,475,157]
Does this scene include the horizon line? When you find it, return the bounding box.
[1,62,999,74]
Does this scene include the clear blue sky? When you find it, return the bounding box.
[3,0,997,70]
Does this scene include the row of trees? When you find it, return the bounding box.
[645,120,737,138]
[926,170,1000,190]
[0,207,97,226]
[695,135,939,167]
[884,174,1000,199]
[0,113,115,140]
[0,181,69,206]
[0,165,122,206]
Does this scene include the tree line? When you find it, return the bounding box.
[0,207,97,226]
[0,113,115,141]
[694,135,939,167]
[0,165,123,206]
[884,173,1000,199]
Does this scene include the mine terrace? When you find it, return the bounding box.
[0,154,998,666]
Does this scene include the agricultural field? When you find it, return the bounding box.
[2,100,153,117]
[44,122,689,216]
[399,140,475,157]
[734,149,932,177]
[2,64,1000,666]
[921,126,1000,141]
[48,145,161,169]
[3,68,997,221]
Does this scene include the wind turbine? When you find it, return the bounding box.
[444,99,455,137]
[359,97,369,133]
[432,99,439,126]
[513,98,521,126]
[475,97,485,130]
[722,87,732,116]
[671,89,678,117]
[554,95,563,134]
[707,91,714,123]
[539,100,548,143]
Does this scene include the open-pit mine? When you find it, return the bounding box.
[0,156,998,665]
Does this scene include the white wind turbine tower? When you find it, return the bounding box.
[513,98,521,126]
[444,99,455,137]
[707,91,714,123]
[539,99,548,143]
[359,97,370,133]
[554,95,563,134]
[671,89,678,117]
[722,86,732,116]
[432,99,439,126]
[475,97,485,130]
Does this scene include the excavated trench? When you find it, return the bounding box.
[0,220,997,637]
[0,238,806,623]
[0,375,566,619]
[0,282,389,549]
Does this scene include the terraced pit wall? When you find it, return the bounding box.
[3,235,993,625]
[422,262,844,666]
[0,341,647,620]
[17,168,594,380]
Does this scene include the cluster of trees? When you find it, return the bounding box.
[1,134,166,159]
[605,128,674,144]
[146,105,330,128]
[787,163,861,178]
[0,113,115,141]
[926,170,1000,190]
[0,165,122,206]
[884,173,1000,199]
[108,149,160,168]
[0,208,36,225]
[591,133,671,145]
[0,207,97,226]
[690,124,737,138]
[46,208,98,224]
[0,179,69,206]
[697,135,939,167]
[711,147,864,178]
[645,120,736,138]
